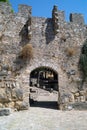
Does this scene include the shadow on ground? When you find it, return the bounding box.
[30,101,58,110]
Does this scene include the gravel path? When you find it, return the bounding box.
[0,107,87,130]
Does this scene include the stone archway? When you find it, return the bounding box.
[29,66,59,109]
[21,61,67,110]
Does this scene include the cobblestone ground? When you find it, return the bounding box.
[0,107,87,130]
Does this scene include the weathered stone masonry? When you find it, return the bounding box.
[0,2,87,110]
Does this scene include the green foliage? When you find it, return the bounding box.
[79,39,87,78]
[79,39,87,89]
[80,54,87,77]
[0,0,9,3]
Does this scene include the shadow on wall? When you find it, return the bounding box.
[13,44,33,75]
[12,19,33,74]
[19,19,31,47]
[45,18,55,44]
[13,55,27,76]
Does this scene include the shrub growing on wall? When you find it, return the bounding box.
[20,44,33,60]
[65,47,76,57]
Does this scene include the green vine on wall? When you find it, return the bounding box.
[79,39,87,83]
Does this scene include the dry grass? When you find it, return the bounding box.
[61,35,66,42]
[20,44,33,60]
[65,47,76,57]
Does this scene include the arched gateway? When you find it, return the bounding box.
[29,66,59,109]
[22,62,67,110]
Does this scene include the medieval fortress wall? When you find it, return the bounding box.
[0,3,87,110]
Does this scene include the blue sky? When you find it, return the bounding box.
[10,0,87,23]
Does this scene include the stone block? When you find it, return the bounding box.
[0,71,8,76]
[0,88,7,103]
[67,105,73,110]
[0,108,11,116]
[11,82,16,88]
[4,103,9,107]
[15,101,29,111]
[67,69,76,75]
[0,82,5,88]
[69,94,74,103]
[0,88,11,103]
[79,90,85,96]
[76,97,80,102]
[6,87,12,98]
[8,102,15,108]
[60,93,69,104]
[16,82,20,88]
[2,65,9,71]
[80,96,85,102]
[0,103,3,108]
[74,92,79,97]
[12,88,23,101]
[71,102,87,110]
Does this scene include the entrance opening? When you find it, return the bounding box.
[29,67,59,109]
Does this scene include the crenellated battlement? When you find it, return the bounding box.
[0,2,85,25]
[0,2,13,14]
[52,5,85,25]
[69,13,84,25]
[51,5,86,36]
[18,4,32,18]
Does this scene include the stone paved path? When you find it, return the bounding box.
[0,107,87,130]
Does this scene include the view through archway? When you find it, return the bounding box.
[29,67,59,109]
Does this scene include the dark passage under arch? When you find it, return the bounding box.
[29,67,59,109]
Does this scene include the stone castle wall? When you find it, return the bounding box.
[0,3,87,110]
